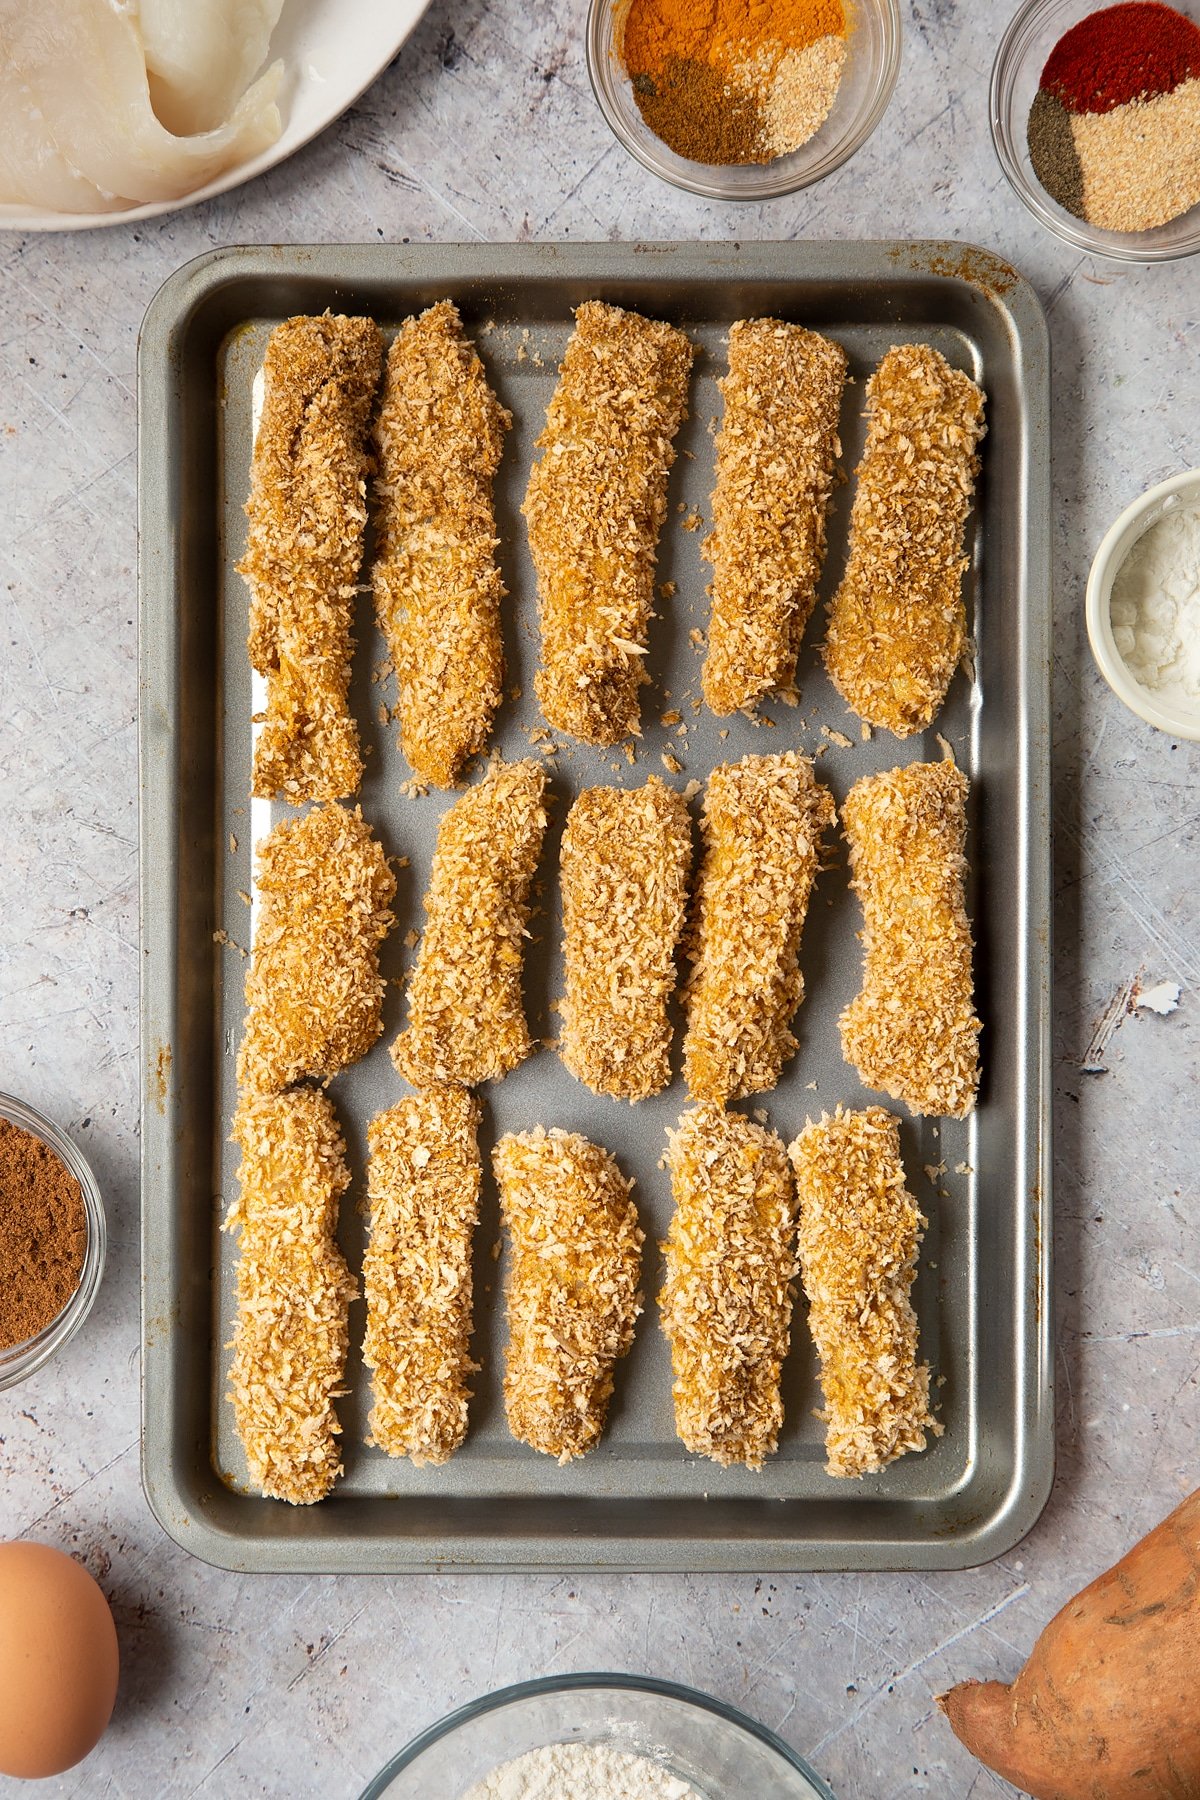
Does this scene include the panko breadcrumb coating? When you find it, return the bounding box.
[373,301,511,788]
[660,1104,798,1471]
[790,1105,939,1478]
[494,1128,643,1463]
[683,753,834,1102]
[236,802,396,1096]
[240,313,383,802]
[559,778,693,1102]
[523,301,695,745]
[840,759,980,1119]
[823,343,986,737]
[362,1086,482,1466]
[225,1089,357,1505]
[393,758,548,1087]
[702,319,847,716]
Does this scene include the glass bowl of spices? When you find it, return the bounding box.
[992,0,1200,259]
[586,0,902,200]
[0,1094,106,1391]
[1086,468,1200,738]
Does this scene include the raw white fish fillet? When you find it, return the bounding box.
[0,0,284,211]
[0,59,122,211]
[140,0,286,136]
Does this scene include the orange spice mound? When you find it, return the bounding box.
[623,0,845,74]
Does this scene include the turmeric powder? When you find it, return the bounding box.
[621,0,849,167]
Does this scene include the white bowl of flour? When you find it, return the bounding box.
[359,1674,833,1800]
[1087,468,1200,741]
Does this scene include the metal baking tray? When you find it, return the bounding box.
[139,241,1052,1573]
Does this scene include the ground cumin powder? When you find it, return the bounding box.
[622,0,848,166]
[0,1117,87,1349]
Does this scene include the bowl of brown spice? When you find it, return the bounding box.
[0,1094,106,1390]
[587,0,902,199]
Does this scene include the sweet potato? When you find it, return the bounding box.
[939,1488,1200,1799]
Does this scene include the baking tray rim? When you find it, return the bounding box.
[138,238,1053,1574]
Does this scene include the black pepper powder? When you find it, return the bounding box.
[1028,87,1087,218]
[633,58,770,165]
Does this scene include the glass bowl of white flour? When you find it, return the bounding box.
[359,1674,833,1800]
[1087,468,1200,741]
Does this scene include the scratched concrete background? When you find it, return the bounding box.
[1,3,1198,1796]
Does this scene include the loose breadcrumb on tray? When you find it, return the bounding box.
[373,300,511,788]
[559,778,693,1102]
[659,1103,798,1471]
[362,1086,482,1466]
[702,319,847,717]
[839,760,980,1119]
[682,752,835,1103]
[494,1127,644,1463]
[523,301,695,746]
[790,1104,939,1479]
[393,757,548,1087]
[236,803,396,1096]
[240,313,383,802]
[823,343,986,738]
[224,1089,358,1505]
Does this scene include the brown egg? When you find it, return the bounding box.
[0,1542,119,1778]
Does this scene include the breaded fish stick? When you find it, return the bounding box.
[363,1086,481,1466]
[494,1128,643,1463]
[702,319,847,716]
[240,313,383,802]
[225,1089,357,1505]
[523,301,695,745]
[373,301,511,787]
[823,343,986,737]
[559,778,693,1102]
[790,1105,938,1478]
[683,752,834,1102]
[393,758,548,1087]
[237,802,396,1096]
[660,1104,797,1471]
[840,759,980,1118]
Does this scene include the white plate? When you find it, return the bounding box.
[0,0,432,233]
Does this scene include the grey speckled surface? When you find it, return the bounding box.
[0,3,1197,1796]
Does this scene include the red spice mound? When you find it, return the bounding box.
[1041,2,1200,114]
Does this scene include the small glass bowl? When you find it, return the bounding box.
[362,1674,834,1799]
[1085,468,1200,740]
[0,1093,106,1391]
[991,0,1200,262]
[586,0,902,201]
